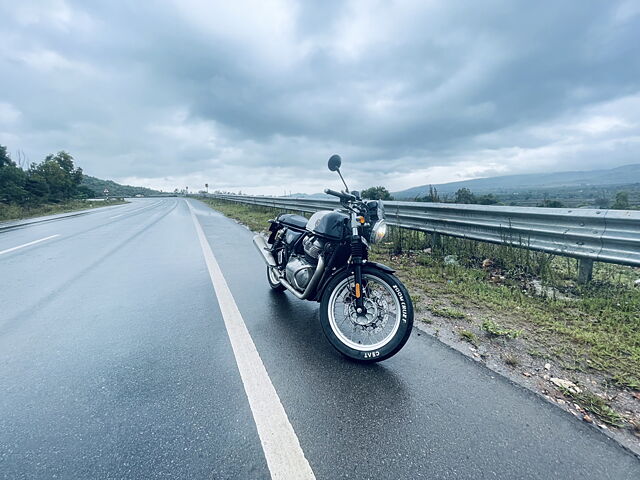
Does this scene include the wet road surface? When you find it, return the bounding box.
[1,198,638,479]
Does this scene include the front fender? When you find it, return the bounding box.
[364,261,395,273]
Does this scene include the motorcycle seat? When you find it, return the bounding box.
[278,213,308,230]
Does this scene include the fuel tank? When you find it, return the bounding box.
[306,210,349,240]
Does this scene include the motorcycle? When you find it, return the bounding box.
[252,155,414,362]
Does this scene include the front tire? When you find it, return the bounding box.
[319,267,413,362]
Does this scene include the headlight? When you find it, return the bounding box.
[370,219,387,244]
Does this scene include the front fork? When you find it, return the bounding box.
[350,214,366,313]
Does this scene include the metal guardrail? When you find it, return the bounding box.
[209,194,640,272]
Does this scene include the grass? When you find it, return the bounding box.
[198,198,295,233]
[200,197,640,391]
[427,304,467,319]
[482,319,523,339]
[504,354,520,367]
[394,252,640,390]
[559,386,625,427]
[0,199,127,222]
[459,329,479,347]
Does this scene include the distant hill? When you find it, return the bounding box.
[393,164,640,199]
[81,175,163,197]
[285,192,330,199]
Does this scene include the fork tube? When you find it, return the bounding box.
[350,213,366,312]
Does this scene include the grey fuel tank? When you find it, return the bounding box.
[306,210,349,240]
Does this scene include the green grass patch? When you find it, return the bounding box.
[198,198,283,233]
[375,248,640,390]
[0,199,127,222]
[459,329,479,347]
[482,319,523,338]
[559,386,625,427]
[427,304,467,319]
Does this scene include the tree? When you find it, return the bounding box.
[0,145,28,204]
[361,186,393,200]
[75,185,97,199]
[594,193,610,209]
[611,191,630,210]
[24,174,50,202]
[454,188,476,204]
[416,185,440,202]
[29,151,83,202]
[476,193,499,205]
[539,199,564,208]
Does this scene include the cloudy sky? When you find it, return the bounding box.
[1,1,639,194]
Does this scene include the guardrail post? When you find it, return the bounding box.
[578,258,594,284]
[432,232,442,250]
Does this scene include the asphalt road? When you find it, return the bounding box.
[0,198,638,479]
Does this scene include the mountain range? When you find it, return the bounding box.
[392,164,640,199]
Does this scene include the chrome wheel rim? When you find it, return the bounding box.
[328,274,401,351]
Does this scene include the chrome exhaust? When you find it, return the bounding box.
[252,235,276,266]
[279,255,325,300]
[253,234,325,300]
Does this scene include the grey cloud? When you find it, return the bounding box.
[0,0,639,194]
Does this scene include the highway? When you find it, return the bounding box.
[0,198,638,479]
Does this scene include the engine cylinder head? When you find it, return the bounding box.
[303,236,324,259]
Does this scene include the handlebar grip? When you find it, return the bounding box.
[324,188,356,202]
[324,188,343,198]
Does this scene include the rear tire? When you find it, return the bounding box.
[267,266,286,291]
[319,267,413,362]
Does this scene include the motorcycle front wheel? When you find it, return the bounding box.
[319,267,413,362]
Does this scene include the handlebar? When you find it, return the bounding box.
[324,188,356,202]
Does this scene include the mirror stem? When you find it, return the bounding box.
[337,169,350,192]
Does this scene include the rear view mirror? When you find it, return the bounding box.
[328,154,342,172]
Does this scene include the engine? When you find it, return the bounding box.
[284,235,325,291]
[303,235,324,260]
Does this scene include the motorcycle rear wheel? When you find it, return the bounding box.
[267,266,286,291]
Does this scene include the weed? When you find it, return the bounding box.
[459,329,479,347]
[559,387,625,427]
[528,349,551,359]
[504,354,520,367]
[611,374,640,391]
[427,304,467,319]
[482,319,523,339]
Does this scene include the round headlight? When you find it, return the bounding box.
[370,219,387,244]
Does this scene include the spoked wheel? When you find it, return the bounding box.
[267,266,286,291]
[319,267,413,362]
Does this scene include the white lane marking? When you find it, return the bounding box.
[187,200,315,480]
[0,234,60,256]
[109,213,125,219]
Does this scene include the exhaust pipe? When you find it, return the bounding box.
[253,235,276,266]
[279,255,325,300]
[253,234,325,300]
